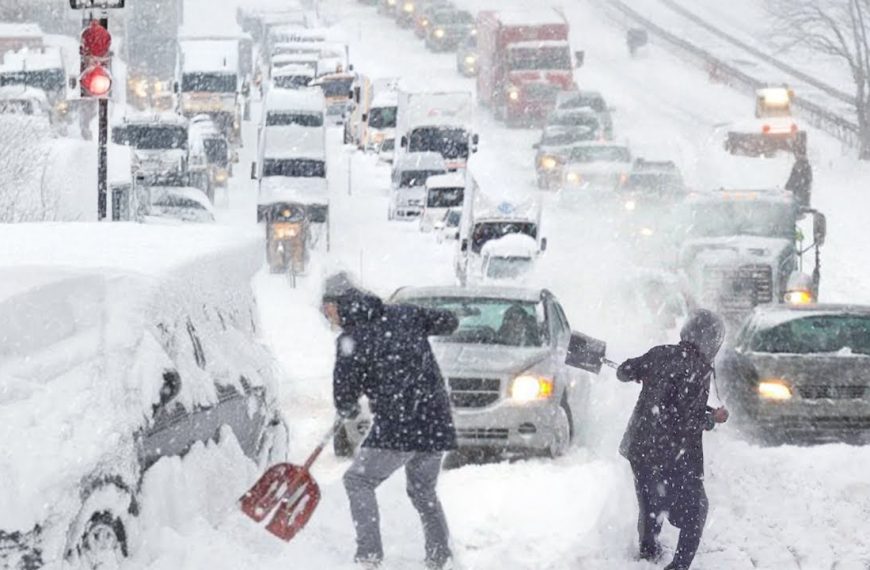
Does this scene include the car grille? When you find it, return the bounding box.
[456,428,509,440]
[776,416,870,431]
[448,377,501,408]
[703,264,773,311]
[798,385,868,400]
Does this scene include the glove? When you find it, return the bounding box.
[338,403,361,420]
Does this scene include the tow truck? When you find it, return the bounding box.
[725,87,802,157]
[675,188,826,326]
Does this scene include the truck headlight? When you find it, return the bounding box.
[784,289,813,305]
[215,169,229,183]
[507,87,520,101]
[565,171,581,184]
[539,156,557,170]
[434,28,445,38]
[510,375,554,403]
[758,379,792,400]
[464,55,476,65]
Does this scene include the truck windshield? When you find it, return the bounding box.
[750,315,870,355]
[682,200,796,239]
[427,187,464,207]
[317,77,353,98]
[568,146,631,163]
[406,297,544,347]
[0,69,65,94]
[203,138,228,165]
[263,158,326,178]
[408,127,469,159]
[508,47,571,71]
[266,111,324,127]
[400,169,444,187]
[127,125,188,150]
[471,222,537,253]
[182,73,237,93]
[368,106,397,129]
[272,74,312,89]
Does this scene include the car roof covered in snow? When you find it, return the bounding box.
[481,233,538,257]
[272,64,316,77]
[259,176,328,205]
[0,85,47,101]
[263,125,325,159]
[746,304,870,331]
[180,39,239,72]
[391,285,545,303]
[122,112,189,127]
[0,47,63,71]
[150,186,214,211]
[426,172,466,189]
[394,151,447,171]
[492,9,566,27]
[265,87,324,112]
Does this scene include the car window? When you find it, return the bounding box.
[750,315,870,355]
[408,297,546,347]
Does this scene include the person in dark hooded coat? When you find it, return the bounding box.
[321,272,459,569]
[785,132,812,207]
[617,309,729,570]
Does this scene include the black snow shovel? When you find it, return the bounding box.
[565,331,618,373]
[239,418,343,542]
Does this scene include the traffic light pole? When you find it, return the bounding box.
[96,15,108,221]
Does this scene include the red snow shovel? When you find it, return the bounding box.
[240,418,343,541]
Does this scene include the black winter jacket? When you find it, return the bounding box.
[332,287,459,452]
[617,341,715,479]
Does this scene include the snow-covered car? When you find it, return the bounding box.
[338,286,596,458]
[389,151,447,219]
[146,186,216,223]
[114,113,192,187]
[420,172,466,232]
[554,90,613,140]
[560,143,632,195]
[534,123,602,189]
[455,32,478,76]
[720,304,870,444]
[480,233,539,283]
[0,224,287,570]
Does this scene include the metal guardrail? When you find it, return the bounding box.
[602,0,861,148]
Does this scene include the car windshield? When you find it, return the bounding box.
[471,222,537,253]
[559,95,607,112]
[272,74,312,89]
[432,11,473,25]
[681,199,796,239]
[152,194,205,210]
[182,73,237,93]
[508,46,571,71]
[317,77,353,97]
[368,106,397,129]
[202,138,228,165]
[266,111,324,127]
[127,125,188,150]
[408,127,469,159]
[399,169,444,187]
[263,158,326,177]
[624,173,685,196]
[549,112,600,129]
[568,146,631,163]
[541,128,597,147]
[0,69,65,93]
[407,297,545,347]
[427,187,463,207]
[750,315,870,355]
[486,257,533,280]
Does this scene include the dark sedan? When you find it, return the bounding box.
[720,304,870,444]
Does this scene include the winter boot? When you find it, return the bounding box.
[638,543,663,563]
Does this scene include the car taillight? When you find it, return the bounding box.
[762,124,771,134]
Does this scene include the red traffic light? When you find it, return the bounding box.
[81,20,111,57]
[81,65,112,97]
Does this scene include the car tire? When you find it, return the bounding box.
[548,401,573,458]
[76,512,127,570]
[67,484,136,570]
[333,425,355,458]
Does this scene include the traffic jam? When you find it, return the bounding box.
[1,0,869,569]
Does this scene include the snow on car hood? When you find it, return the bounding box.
[133,148,186,169]
[258,176,328,205]
[681,236,791,268]
[431,342,550,376]
[481,233,538,257]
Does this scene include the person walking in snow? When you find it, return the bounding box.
[785,132,812,207]
[617,309,729,570]
[321,272,459,569]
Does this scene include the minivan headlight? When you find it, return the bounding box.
[758,379,793,400]
[510,375,554,403]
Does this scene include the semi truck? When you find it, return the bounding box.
[476,9,580,126]
[396,90,478,171]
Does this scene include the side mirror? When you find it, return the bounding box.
[460,238,468,253]
[361,113,368,122]
[353,85,361,103]
[401,135,408,149]
[250,161,258,180]
[348,89,354,100]
[565,332,608,374]
[574,50,585,68]
[813,211,827,246]
[540,237,548,252]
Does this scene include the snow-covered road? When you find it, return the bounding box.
[126,1,870,569]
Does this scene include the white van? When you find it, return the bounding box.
[389,151,447,220]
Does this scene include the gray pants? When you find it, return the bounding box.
[343,447,451,565]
